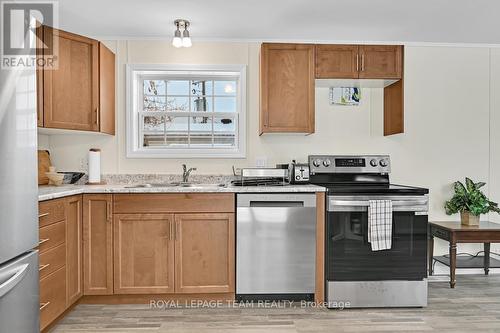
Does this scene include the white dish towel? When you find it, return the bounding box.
[367,200,393,251]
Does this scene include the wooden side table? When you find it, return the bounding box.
[429,221,500,288]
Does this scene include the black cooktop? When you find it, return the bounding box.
[322,183,429,195]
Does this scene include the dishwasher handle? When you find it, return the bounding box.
[249,201,304,208]
[237,194,316,208]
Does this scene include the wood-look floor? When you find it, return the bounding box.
[51,275,500,333]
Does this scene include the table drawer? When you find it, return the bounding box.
[39,198,66,227]
[39,220,66,254]
[432,227,450,241]
[39,243,66,279]
[40,266,66,331]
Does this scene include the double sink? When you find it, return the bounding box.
[125,182,227,189]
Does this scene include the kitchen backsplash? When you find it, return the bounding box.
[76,174,235,185]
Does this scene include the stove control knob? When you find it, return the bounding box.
[323,159,331,167]
[370,159,378,167]
[379,159,388,167]
[313,159,322,167]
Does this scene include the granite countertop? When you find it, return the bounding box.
[38,183,326,201]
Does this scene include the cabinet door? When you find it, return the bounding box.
[315,44,359,79]
[359,45,403,79]
[43,26,99,131]
[36,24,44,127]
[260,43,315,134]
[174,213,235,294]
[66,195,83,305]
[83,194,113,295]
[99,43,115,135]
[113,214,175,294]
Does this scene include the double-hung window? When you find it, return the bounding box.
[127,64,246,158]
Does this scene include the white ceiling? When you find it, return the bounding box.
[57,0,500,45]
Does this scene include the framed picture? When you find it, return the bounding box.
[329,87,361,106]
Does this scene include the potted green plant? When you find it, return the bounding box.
[445,178,500,225]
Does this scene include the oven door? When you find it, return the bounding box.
[326,195,428,282]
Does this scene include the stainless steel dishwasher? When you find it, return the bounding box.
[236,193,316,301]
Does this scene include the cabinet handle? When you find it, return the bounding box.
[106,201,112,222]
[38,212,49,218]
[175,221,179,241]
[361,54,365,71]
[39,264,50,271]
[39,302,50,311]
[95,107,99,126]
[169,221,173,241]
[39,238,50,245]
[356,54,359,72]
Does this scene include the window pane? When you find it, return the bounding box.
[144,80,166,95]
[167,80,189,95]
[166,96,189,112]
[165,116,189,147]
[143,116,165,147]
[214,116,235,147]
[214,80,236,96]
[190,116,213,146]
[214,97,236,112]
[143,96,166,111]
[191,96,212,112]
[191,80,213,96]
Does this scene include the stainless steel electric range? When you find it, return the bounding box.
[308,155,430,308]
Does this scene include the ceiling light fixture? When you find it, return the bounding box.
[172,19,192,48]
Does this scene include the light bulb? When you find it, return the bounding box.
[182,37,192,48]
[182,29,192,47]
[172,37,182,48]
[172,28,182,48]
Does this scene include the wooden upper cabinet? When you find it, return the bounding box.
[83,194,113,295]
[260,43,315,134]
[66,195,83,306]
[359,45,403,79]
[43,26,99,131]
[37,26,115,134]
[113,214,175,294]
[99,43,115,135]
[174,213,235,294]
[315,44,359,79]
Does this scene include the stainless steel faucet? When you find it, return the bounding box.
[182,164,197,183]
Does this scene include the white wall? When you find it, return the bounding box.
[41,41,500,268]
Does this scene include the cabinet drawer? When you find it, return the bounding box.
[39,198,66,227]
[113,194,235,214]
[40,266,66,331]
[39,243,66,279]
[39,220,66,254]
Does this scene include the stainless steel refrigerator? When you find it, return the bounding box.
[0,50,40,330]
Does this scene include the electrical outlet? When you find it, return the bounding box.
[255,156,267,168]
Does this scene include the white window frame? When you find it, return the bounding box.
[126,64,247,158]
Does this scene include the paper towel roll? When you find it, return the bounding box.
[88,148,101,184]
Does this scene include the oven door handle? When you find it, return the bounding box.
[329,199,428,212]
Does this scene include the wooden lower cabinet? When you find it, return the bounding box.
[66,195,83,306]
[175,213,235,294]
[113,214,175,294]
[83,194,113,295]
[40,267,67,331]
[112,211,235,295]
